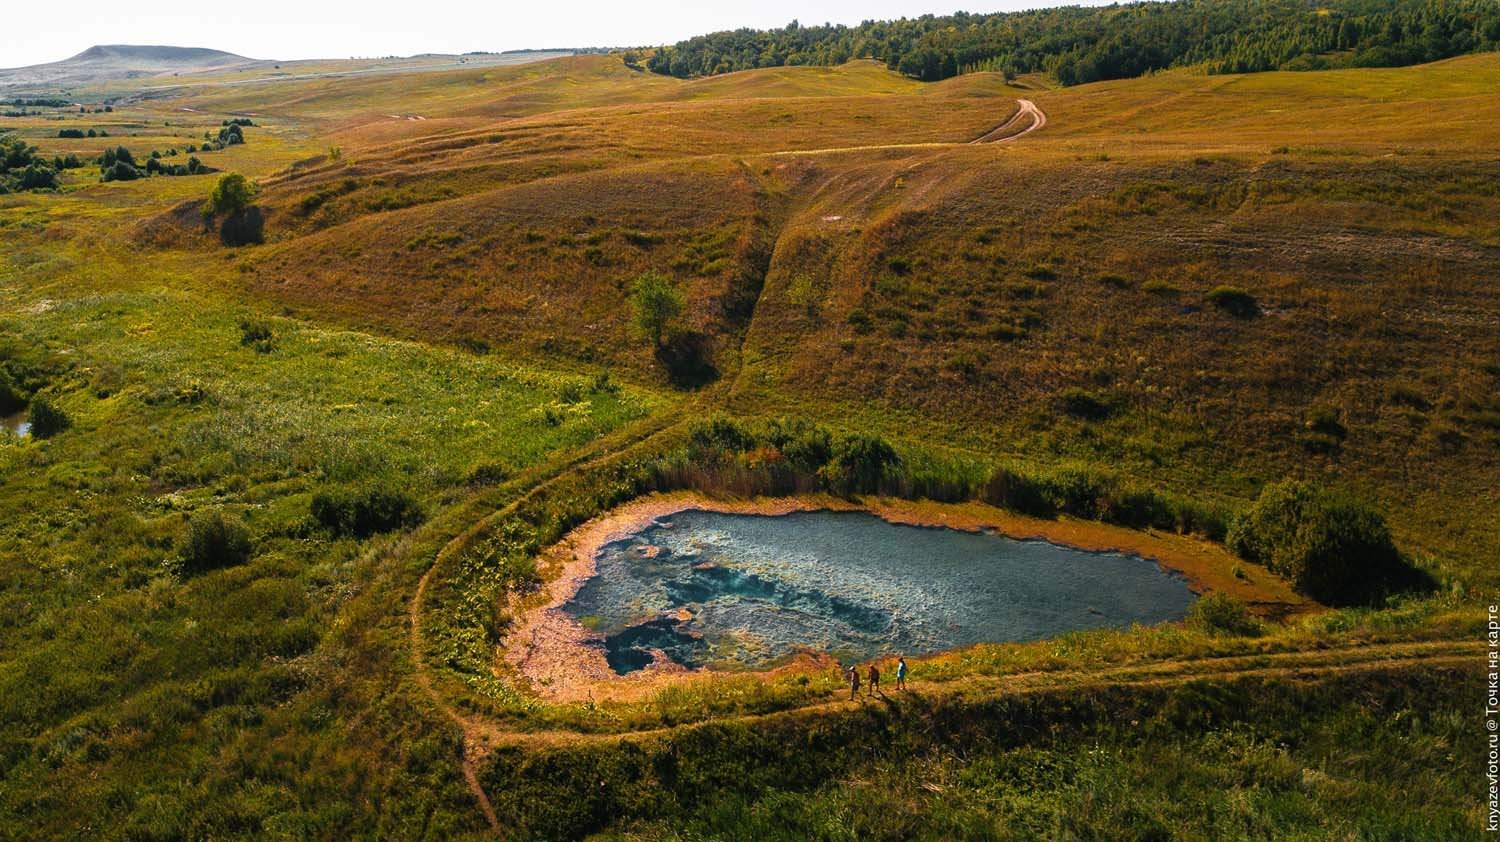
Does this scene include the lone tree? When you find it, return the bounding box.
[205,172,257,215]
[205,173,264,246]
[629,271,684,347]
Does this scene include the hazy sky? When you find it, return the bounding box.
[2,1,1114,69]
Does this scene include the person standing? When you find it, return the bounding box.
[868,662,881,697]
[848,665,860,700]
[895,656,907,691]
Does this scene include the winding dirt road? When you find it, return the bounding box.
[972,98,1047,143]
[769,98,1048,159]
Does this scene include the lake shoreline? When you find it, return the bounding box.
[498,491,1309,703]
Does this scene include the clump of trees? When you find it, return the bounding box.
[647,0,1500,85]
[99,145,206,181]
[667,417,902,497]
[0,135,61,193]
[196,122,248,153]
[1228,480,1432,604]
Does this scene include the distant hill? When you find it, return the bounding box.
[0,45,261,90]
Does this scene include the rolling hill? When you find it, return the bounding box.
[0,35,1492,840]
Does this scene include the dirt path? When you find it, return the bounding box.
[972,98,1047,143]
[407,411,700,835]
[473,638,1481,750]
[768,99,1048,159]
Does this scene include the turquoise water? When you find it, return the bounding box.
[563,509,1197,675]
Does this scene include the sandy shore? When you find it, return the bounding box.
[498,492,1306,703]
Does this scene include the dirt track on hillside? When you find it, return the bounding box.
[972,98,1047,143]
[769,98,1048,158]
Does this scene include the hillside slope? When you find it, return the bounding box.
[216,54,1500,580]
[0,46,1492,839]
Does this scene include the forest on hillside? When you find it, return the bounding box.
[644,0,1500,84]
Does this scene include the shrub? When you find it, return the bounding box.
[1386,383,1429,410]
[1227,480,1427,604]
[102,161,142,182]
[1186,592,1261,636]
[1301,407,1347,453]
[1304,408,1346,439]
[26,398,69,438]
[238,319,273,352]
[205,173,257,216]
[181,510,253,574]
[57,129,85,139]
[820,434,900,495]
[310,487,423,538]
[1205,285,1258,318]
[629,271,684,347]
[689,417,758,455]
[467,463,510,486]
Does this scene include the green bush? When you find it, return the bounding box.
[205,173,257,216]
[628,270,683,348]
[181,510,253,574]
[26,398,69,438]
[1227,480,1428,604]
[238,318,273,352]
[102,160,142,182]
[1186,592,1261,636]
[820,434,900,495]
[1205,285,1258,318]
[310,487,423,538]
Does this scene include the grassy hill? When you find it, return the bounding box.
[0,46,1491,838]
[233,53,1498,580]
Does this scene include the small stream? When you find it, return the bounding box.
[564,509,1197,675]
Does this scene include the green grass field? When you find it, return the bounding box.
[0,46,1493,838]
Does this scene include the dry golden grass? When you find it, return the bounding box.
[154,52,1496,587]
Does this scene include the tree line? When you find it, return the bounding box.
[645,0,1500,85]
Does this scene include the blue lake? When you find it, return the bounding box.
[562,509,1197,675]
